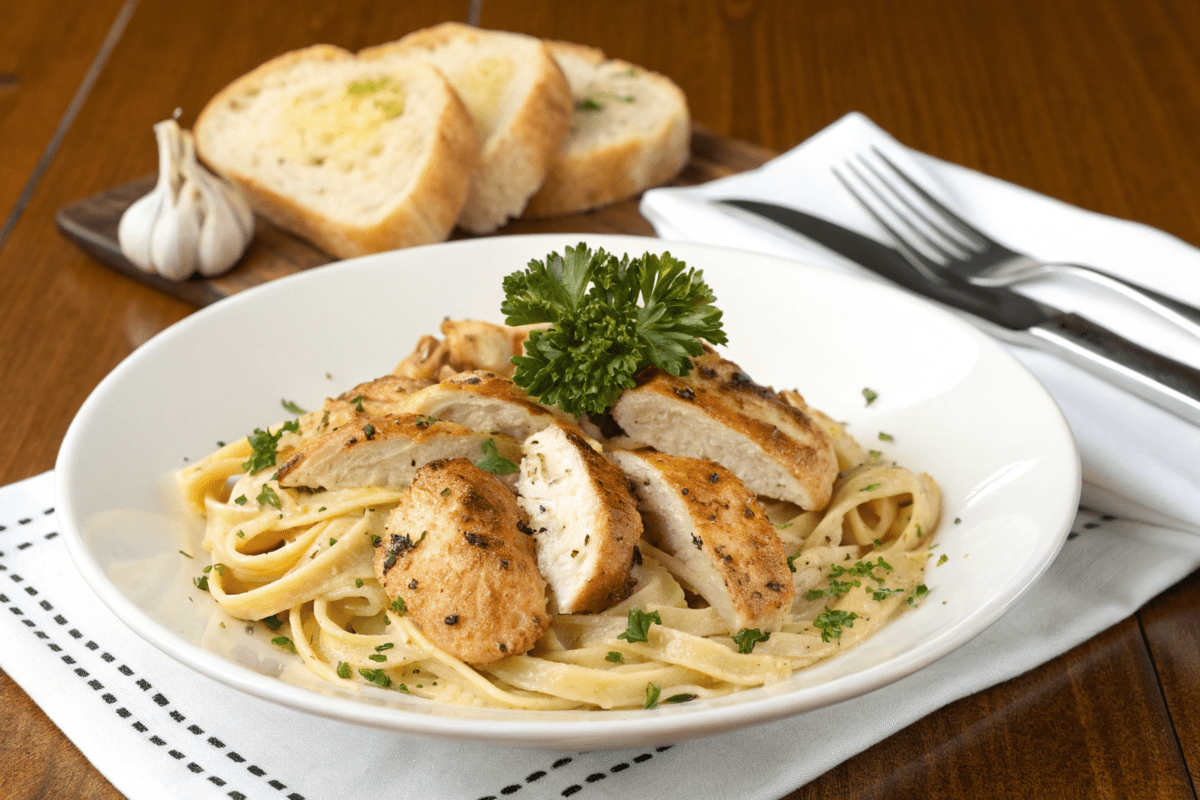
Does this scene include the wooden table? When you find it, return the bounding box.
[3,1,1199,797]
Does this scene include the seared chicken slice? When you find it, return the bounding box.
[374,459,549,664]
[330,374,434,418]
[610,450,795,632]
[276,413,521,491]
[516,425,642,614]
[404,370,576,442]
[609,348,837,510]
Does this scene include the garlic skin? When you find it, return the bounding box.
[118,118,254,280]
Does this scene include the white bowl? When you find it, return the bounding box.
[56,233,1079,750]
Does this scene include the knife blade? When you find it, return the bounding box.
[714,197,1200,426]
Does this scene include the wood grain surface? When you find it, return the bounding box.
[2,1,1199,799]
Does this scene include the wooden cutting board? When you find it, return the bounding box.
[55,126,775,307]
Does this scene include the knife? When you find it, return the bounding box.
[715,198,1200,426]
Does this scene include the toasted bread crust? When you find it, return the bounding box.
[523,42,690,217]
[194,44,476,259]
[366,23,572,233]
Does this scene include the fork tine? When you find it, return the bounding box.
[832,164,948,284]
[871,147,988,248]
[851,157,966,262]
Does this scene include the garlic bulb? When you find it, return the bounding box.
[118,118,254,280]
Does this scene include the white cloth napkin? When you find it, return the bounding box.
[644,111,1200,533]
[5,114,1200,799]
[4,472,1199,800]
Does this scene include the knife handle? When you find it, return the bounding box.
[1029,312,1200,425]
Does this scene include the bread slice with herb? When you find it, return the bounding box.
[193,44,476,259]
[522,42,690,218]
[363,23,572,234]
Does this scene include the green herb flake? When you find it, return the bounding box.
[878,431,894,441]
[907,584,930,607]
[261,614,284,630]
[501,244,726,416]
[441,487,452,497]
[862,387,878,406]
[575,97,603,111]
[937,554,949,565]
[240,420,299,474]
[256,483,281,509]
[644,682,661,709]
[358,668,391,688]
[861,483,881,492]
[355,578,364,588]
[475,438,519,475]
[374,98,404,119]
[787,554,799,573]
[193,575,209,591]
[731,628,771,654]
[281,399,306,415]
[617,609,662,643]
[336,661,351,679]
[351,395,364,412]
[868,449,883,459]
[179,550,193,558]
[375,643,394,652]
[272,636,296,653]
[664,693,696,704]
[234,494,248,506]
[871,586,902,601]
[605,651,625,664]
[369,653,387,662]
[813,608,859,642]
[391,596,408,615]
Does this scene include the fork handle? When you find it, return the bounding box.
[1044,263,1200,338]
[1029,312,1200,425]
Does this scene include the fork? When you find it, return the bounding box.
[834,148,1200,340]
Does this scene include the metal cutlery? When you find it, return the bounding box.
[844,147,1200,339]
[713,197,1200,426]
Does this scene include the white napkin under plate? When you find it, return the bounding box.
[644,111,1200,534]
[4,469,1199,800]
[4,113,1200,799]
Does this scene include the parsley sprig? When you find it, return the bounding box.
[501,244,727,416]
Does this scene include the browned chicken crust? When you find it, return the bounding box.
[374,459,549,664]
[610,348,838,510]
[611,449,795,631]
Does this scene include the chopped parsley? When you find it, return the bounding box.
[241,420,299,474]
[605,651,625,664]
[907,584,930,607]
[369,653,387,662]
[336,661,351,679]
[644,682,661,709]
[362,424,376,440]
[390,596,408,615]
[860,483,881,492]
[261,614,284,630]
[813,608,859,642]
[787,553,799,573]
[475,438,518,474]
[358,668,391,688]
[501,244,726,416]
[937,554,949,566]
[862,387,878,406]
[830,557,893,585]
[350,395,364,412]
[256,483,281,508]
[375,643,394,652]
[271,635,295,653]
[664,693,697,704]
[233,494,248,506]
[617,609,662,643]
[878,431,894,441]
[731,628,770,654]
[193,575,209,591]
[179,550,193,558]
[281,399,306,415]
[805,578,861,601]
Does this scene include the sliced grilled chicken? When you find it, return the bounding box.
[374,458,548,664]
[331,374,434,418]
[276,413,521,491]
[404,370,576,442]
[516,424,641,614]
[609,348,837,510]
[609,449,794,632]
